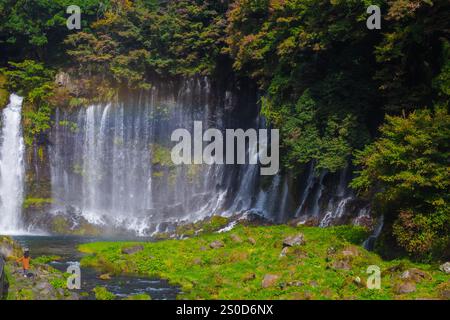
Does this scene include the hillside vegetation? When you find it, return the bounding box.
[0,0,448,260]
[79,224,450,300]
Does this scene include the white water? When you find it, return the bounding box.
[294,161,315,217]
[363,215,384,250]
[320,196,352,227]
[0,94,25,234]
[50,79,265,234]
[47,79,368,235]
[311,171,326,216]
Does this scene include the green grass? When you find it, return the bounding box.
[78,224,450,300]
[31,255,61,265]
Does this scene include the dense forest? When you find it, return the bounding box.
[0,0,449,261]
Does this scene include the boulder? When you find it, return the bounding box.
[0,236,22,259]
[400,268,432,283]
[262,274,280,288]
[121,245,144,255]
[69,292,80,300]
[230,234,242,243]
[99,273,111,280]
[437,281,450,299]
[439,262,450,274]
[332,260,351,271]
[242,273,256,282]
[341,246,360,257]
[395,281,416,294]
[303,217,320,227]
[36,281,51,291]
[209,240,224,249]
[282,234,305,247]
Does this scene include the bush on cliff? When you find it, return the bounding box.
[351,106,450,260]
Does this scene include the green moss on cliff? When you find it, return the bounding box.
[0,73,9,108]
[23,198,53,209]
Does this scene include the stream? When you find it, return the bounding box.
[13,235,179,300]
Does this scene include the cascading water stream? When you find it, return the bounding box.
[311,171,326,217]
[294,161,315,217]
[363,215,384,250]
[0,94,25,234]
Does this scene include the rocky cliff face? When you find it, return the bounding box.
[0,255,7,299]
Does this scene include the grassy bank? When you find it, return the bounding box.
[78,224,450,300]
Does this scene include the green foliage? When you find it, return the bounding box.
[93,286,116,300]
[2,60,53,96]
[2,60,55,145]
[0,0,447,262]
[23,103,53,146]
[49,277,67,290]
[263,90,360,172]
[227,0,382,173]
[79,224,449,300]
[150,143,174,167]
[375,0,450,111]
[0,0,110,63]
[351,106,450,259]
[227,0,448,173]
[64,0,228,89]
[58,120,78,133]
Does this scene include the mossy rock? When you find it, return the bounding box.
[0,236,23,260]
[23,198,53,209]
[93,286,115,300]
[50,215,103,236]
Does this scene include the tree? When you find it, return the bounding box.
[0,0,108,63]
[1,60,55,145]
[226,0,382,173]
[351,106,450,260]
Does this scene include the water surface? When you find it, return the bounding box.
[13,235,179,300]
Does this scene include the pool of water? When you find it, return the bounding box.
[13,235,179,300]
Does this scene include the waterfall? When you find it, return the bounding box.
[319,164,352,227]
[363,215,384,250]
[294,161,315,217]
[50,80,265,234]
[319,196,352,227]
[47,79,368,235]
[311,171,326,217]
[0,94,25,234]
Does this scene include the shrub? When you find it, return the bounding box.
[352,106,450,260]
